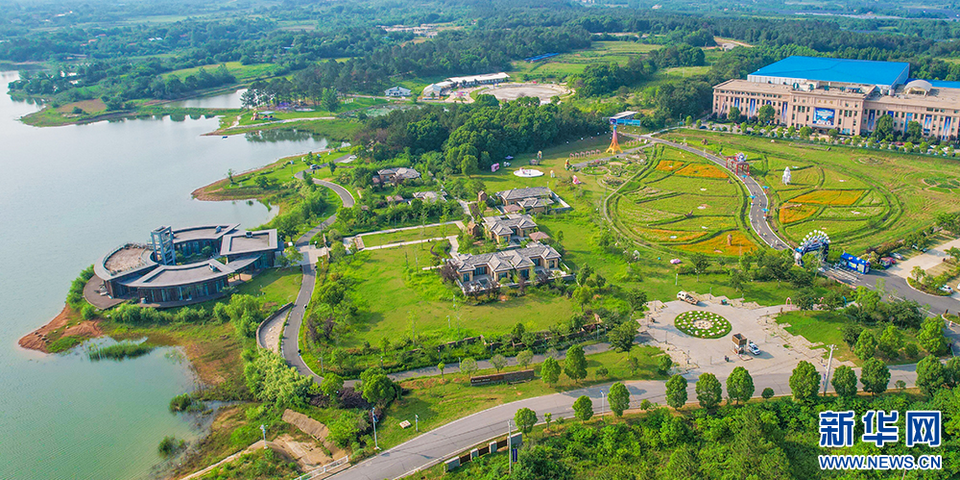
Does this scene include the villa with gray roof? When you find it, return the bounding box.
[496,187,556,214]
[482,214,537,244]
[89,224,281,307]
[449,242,565,294]
[373,167,421,186]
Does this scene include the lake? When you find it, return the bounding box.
[0,74,328,479]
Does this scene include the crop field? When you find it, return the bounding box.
[609,145,759,255]
[661,130,960,251]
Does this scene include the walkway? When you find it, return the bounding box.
[642,135,789,250]
[281,178,355,383]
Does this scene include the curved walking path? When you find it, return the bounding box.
[281,177,355,383]
[641,134,789,250]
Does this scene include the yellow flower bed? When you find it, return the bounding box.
[779,203,819,224]
[656,160,684,172]
[678,230,759,255]
[675,163,728,179]
[789,189,865,206]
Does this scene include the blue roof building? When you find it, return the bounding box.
[748,56,910,90]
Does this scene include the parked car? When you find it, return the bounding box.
[892,253,904,260]
[748,342,761,355]
[940,285,954,294]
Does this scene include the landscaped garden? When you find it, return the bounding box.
[608,144,759,255]
[661,129,960,252]
[674,311,731,339]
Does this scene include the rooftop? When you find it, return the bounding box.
[377,167,421,180]
[95,244,157,281]
[172,224,240,243]
[454,242,561,273]
[125,259,233,288]
[483,214,537,236]
[220,229,279,257]
[497,186,553,202]
[749,56,910,87]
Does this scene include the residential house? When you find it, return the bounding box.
[412,191,445,203]
[496,187,555,214]
[482,214,537,244]
[373,167,421,186]
[450,242,564,294]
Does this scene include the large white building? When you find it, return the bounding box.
[421,73,510,98]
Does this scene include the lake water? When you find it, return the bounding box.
[169,88,246,109]
[0,73,328,479]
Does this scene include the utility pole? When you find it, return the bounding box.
[507,420,513,475]
[823,344,836,396]
[371,408,379,451]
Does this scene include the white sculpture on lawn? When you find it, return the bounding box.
[782,167,792,185]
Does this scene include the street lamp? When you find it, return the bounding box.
[415,414,419,432]
[371,408,380,451]
[600,391,605,418]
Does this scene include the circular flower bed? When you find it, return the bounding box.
[674,311,731,339]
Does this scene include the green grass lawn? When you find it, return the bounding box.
[234,267,303,307]
[775,310,921,365]
[377,345,666,449]
[162,61,278,83]
[662,129,960,252]
[506,41,660,81]
[359,224,457,247]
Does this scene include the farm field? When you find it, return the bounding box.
[662,130,960,252]
[608,144,759,255]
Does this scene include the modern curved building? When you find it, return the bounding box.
[90,224,281,307]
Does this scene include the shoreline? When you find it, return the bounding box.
[18,304,102,353]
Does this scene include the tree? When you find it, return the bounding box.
[860,358,890,396]
[460,154,479,176]
[761,387,775,401]
[789,361,820,404]
[691,253,710,280]
[878,325,903,358]
[873,114,894,140]
[799,126,813,138]
[360,367,396,406]
[573,395,594,422]
[696,373,722,410]
[831,365,858,398]
[573,285,595,311]
[918,316,949,355]
[564,345,588,382]
[726,366,755,405]
[608,322,636,353]
[854,330,878,361]
[460,358,478,377]
[757,104,775,124]
[244,351,312,407]
[321,372,344,399]
[437,362,445,378]
[321,88,339,111]
[608,382,630,418]
[665,374,688,410]
[916,355,946,397]
[947,246,960,263]
[517,349,534,368]
[728,106,741,123]
[489,354,507,373]
[544,412,552,430]
[626,288,647,314]
[658,355,673,376]
[514,408,538,434]
[541,357,561,385]
[945,356,960,387]
[911,265,927,285]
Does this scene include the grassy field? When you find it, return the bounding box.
[608,144,759,255]
[506,41,660,82]
[662,130,960,252]
[377,345,666,449]
[776,310,921,365]
[359,223,458,247]
[236,97,390,126]
[162,61,279,83]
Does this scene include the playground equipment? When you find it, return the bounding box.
[724,152,750,176]
[794,230,830,266]
[605,120,623,155]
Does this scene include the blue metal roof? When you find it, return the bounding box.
[750,56,910,86]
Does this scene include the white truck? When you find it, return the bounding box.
[677,291,697,305]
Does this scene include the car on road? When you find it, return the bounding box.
[748,342,761,355]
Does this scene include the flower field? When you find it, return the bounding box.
[674,310,732,339]
[676,163,728,179]
[788,189,865,206]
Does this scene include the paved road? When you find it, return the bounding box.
[642,136,789,249]
[280,178,355,382]
[330,365,919,480]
